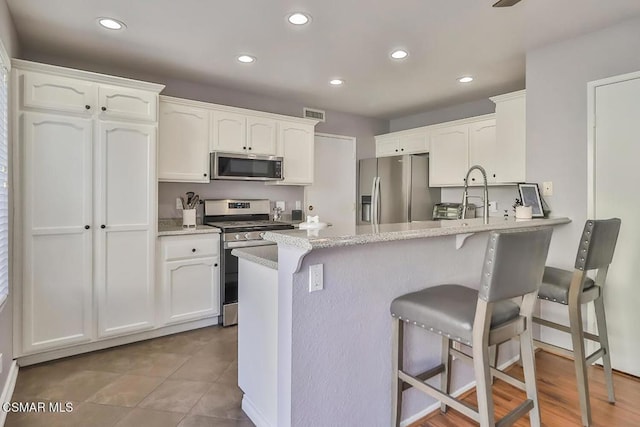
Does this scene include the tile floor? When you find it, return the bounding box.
[6,326,254,427]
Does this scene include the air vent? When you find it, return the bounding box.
[303,107,326,122]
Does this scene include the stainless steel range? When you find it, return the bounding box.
[204,199,294,326]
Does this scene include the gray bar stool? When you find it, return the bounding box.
[532,218,621,427]
[390,227,553,427]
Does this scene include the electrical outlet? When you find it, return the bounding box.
[295,200,302,210]
[176,197,183,210]
[542,181,553,196]
[309,264,323,292]
[489,201,498,213]
[276,200,286,211]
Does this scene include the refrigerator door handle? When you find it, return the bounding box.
[370,177,377,224]
[375,177,382,224]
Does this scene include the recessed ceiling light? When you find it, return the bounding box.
[237,55,256,64]
[329,79,344,86]
[390,49,409,60]
[98,17,126,30]
[288,12,311,25]
[458,76,474,83]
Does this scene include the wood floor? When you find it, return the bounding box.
[411,351,640,427]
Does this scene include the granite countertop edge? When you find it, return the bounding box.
[157,220,221,236]
[262,217,571,251]
[231,246,278,270]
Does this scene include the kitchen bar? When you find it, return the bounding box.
[234,217,570,427]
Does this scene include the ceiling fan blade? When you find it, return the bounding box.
[492,0,523,7]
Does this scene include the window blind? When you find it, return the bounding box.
[0,56,8,308]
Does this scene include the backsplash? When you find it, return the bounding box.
[158,181,304,221]
[441,185,520,218]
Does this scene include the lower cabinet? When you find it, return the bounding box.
[159,234,221,325]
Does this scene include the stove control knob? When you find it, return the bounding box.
[244,233,252,240]
[259,232,265,238]
[234,234,242,240]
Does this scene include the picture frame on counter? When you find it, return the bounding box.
[518,183,544,218]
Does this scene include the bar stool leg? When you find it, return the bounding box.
[521,294,541,427]
[391,318,404,427]
[569,299,592,427]
[472,300,495,427]
[440,336,452,413]
[594,295,615,403]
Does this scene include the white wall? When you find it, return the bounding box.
[0,0,18,397]
[526,15,640,344]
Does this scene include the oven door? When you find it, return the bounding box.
[211,152,284,181]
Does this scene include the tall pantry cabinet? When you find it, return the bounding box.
[13,60,164,355]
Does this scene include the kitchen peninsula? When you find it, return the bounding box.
[233,217,570,427]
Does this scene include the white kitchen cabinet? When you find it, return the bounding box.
[375,130,428,157]
[98,85,158,123]
[96,122,157,338]
[272,121,315,185]
[490,90,526,183]
[468,119,498,184]
[247,116,277,155]
[14,60,164,355]
[20,70,158,122]
[211,110,247,153]
[160,234,220,325]
[21,113,94,353]
[429,124,469,187]
[158,98,210,182]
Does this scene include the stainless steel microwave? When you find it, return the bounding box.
[210,152,284,181]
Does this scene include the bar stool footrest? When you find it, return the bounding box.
[533,316,601,342]
[585,348,606,365]
[401,363,445,392]
[496,399,534,427]
[450,347,526,391]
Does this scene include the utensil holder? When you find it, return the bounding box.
[182,209,196,228]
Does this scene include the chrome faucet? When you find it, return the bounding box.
[460,165,489,224]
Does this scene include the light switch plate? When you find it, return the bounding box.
[276,201,286,210]
[176,197,183,210]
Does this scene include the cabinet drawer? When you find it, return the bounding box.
[162,234,220,261]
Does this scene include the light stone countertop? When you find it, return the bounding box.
[231,246,278,270]
[263,217,571,250]
[157,219,220,236]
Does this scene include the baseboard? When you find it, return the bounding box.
[400,354,521,427]
[17,317,219,366]
[241,395,274,427]
[0,361,19,427]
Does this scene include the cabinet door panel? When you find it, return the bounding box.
[247,116,277,155]
[22,72,96,115]
[468,119,497,184]
[399,132,428,154]
[277,123,314,185]
[99,86,157,122]
[96,122,155,337]
[158,102,210,182]
[494,94,526,183]
[164,257,220,324]
[21,113,93,353]
[211,111,246,153]
[375,137,400,157]
[429,125,469,187]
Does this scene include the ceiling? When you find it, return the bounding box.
[6,0,640,119]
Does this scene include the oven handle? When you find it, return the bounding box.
[224,240,276,249]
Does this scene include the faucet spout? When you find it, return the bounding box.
[460,165,490,225]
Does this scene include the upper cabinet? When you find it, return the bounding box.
[158,97,211,183]
[490,90,526,183]
[211,112,277,155]
[20,68,157,123]
[375,90,526,187]
[375,129,428,157]
[158,96,317,185]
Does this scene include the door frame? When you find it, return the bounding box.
[304,133,357,224]
[586,70,640,349]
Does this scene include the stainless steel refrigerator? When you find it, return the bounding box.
[358,154,440,225]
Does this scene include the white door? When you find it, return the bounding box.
[429,125,469,187]
[278,122,315,185]
[163,257,220,325]
[98,85,158,122]
[246,116,277,155]
[158,101,210,182]
[304,134,356,229]
[96,122,156,337]
[468,119,497,184]
[591,73,640,376]
[21,113,93,353]
[211,110,246,153]
[22,72,97,115]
